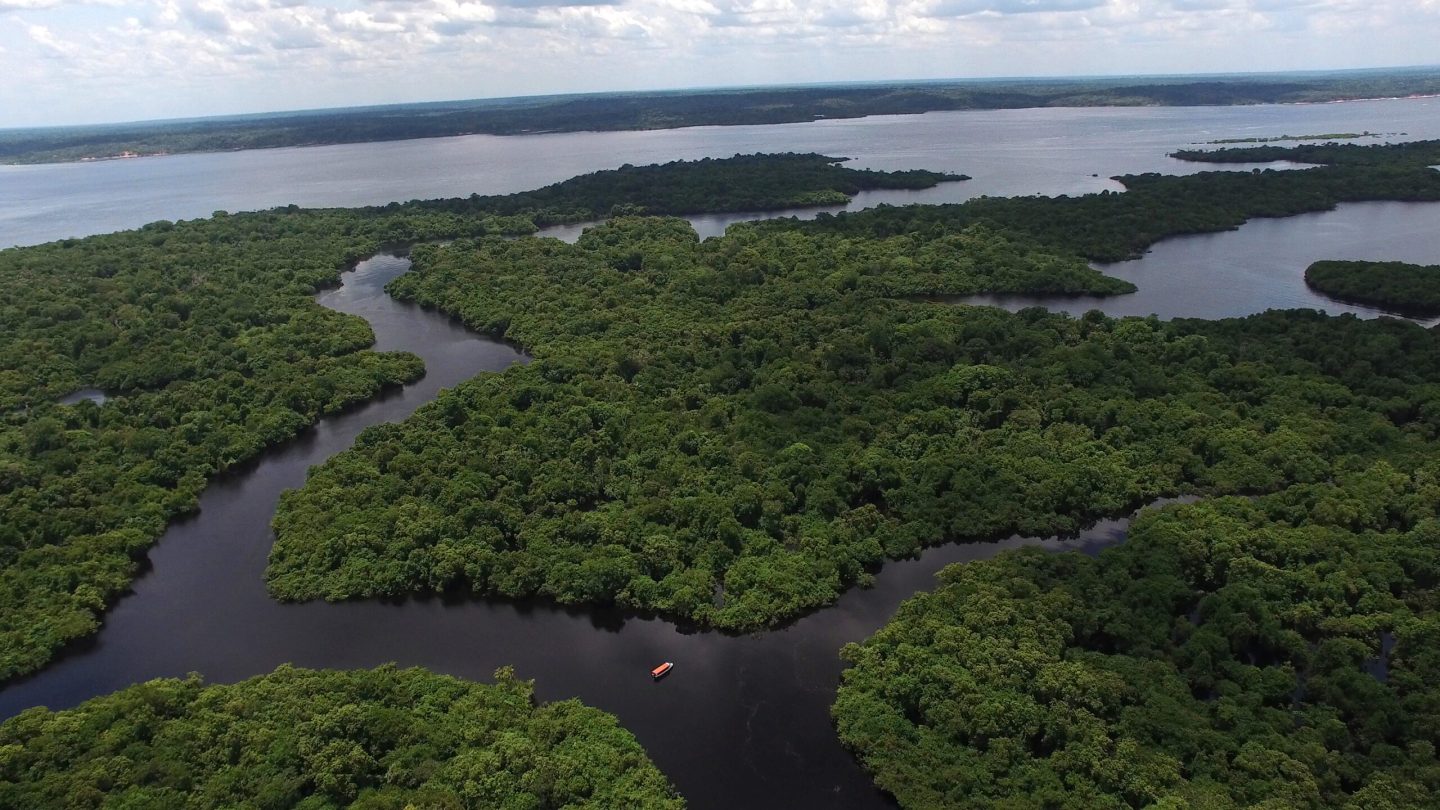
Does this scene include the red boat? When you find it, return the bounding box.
[651,662,674,679]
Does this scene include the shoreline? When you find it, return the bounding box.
[5,93,1438,168]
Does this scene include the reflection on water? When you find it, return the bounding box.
[57,388,109,406]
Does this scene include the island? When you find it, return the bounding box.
[0,665,684,808]
[1305,259,1440,318]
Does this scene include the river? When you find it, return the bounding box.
[0,252,1176,808]
[3,98,1440,808]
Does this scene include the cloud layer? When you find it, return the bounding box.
[1,0,1437,127]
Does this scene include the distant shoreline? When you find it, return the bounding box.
[4,73,1439,167]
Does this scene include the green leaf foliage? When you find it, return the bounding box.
[6,70,1440,164]
[0,664,685,809]
[1305,260,1440,318]
[832,466,1440,809]
[408,153,965,223]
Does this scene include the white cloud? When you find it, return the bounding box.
[0,0,1436,127]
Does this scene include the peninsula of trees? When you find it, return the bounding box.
[0,665,685,808]
[833,469,1440,808]
[4,67,1439,164]
[1305,260,1440,318]
[0,153,954,682]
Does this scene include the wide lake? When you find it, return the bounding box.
[2,98,1440,809]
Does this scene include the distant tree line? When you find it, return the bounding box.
[5,69,1440,164]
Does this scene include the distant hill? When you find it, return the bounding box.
[3,66,1439,165]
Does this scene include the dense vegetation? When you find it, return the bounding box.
[409,153,964,223]
[0,153,951,682]
[833,469,1440,809]
[6,68,1440,163]
[1306,260,1440,318]
[1171,138,1440,168]
[1204,132,1378,144]
[0,664,684,808]
[268,159,1440,630]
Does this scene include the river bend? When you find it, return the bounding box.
[0,251,1183,809]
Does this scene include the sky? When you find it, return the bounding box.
[2,0,1437,128]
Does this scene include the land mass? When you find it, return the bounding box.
[1305,259,1440,318]
[4,66,1440,164]
[0,665,685,808]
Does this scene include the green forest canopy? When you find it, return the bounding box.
[0,664,684,809]
[0,153,951,683]
[267,143,1440,631]
[1305,260,1440,319]
[832,467,1440,809]
[1170,139,1440,168]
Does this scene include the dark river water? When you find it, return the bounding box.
[0,253,1168,808]
[3,98,1440,808]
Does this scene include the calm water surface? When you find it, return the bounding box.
[4,97,1440,247]
[0,253,1166,808]
[961,201,1440,323]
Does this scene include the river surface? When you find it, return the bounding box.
[4,97,1440,248]
[0,252,1170,808]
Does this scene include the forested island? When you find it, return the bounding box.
[1171,139,1440,167]
[3,67,1439,164]
[833,468,1440,808]
[0,665,684,808]
[1305,260,1440,318]
[0,153,954,682]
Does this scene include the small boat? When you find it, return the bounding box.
[651,662,674,679]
